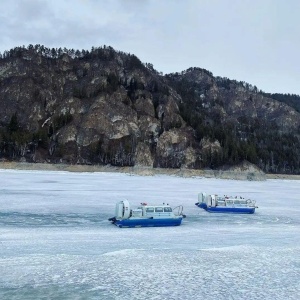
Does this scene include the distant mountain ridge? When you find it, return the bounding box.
[0,45,299,174]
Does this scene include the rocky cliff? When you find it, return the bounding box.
[0,45,299,174]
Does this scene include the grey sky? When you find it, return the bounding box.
[1,0,299,95]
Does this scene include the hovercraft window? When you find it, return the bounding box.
[146,208,154,213]
[164,207,172,212]
[155,207,164,212]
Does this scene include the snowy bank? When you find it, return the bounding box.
[0,161,294,181]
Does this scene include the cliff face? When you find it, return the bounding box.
[166,68,300,130]
[165,68,300,173]
[0,46,299,174]
[0,47,198,168]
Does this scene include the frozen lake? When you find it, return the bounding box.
[0,169,299,300]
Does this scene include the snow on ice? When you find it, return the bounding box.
[0,169,299,299]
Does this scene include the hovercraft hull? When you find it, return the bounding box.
[195,203,255,214]
[112,217,183,228]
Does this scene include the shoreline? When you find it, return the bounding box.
[0,161,299,180]
[265,173,300,180]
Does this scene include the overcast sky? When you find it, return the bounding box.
[1,0,299,95]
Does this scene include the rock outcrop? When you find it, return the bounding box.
[0,46,299,175]
[215,161,266,181]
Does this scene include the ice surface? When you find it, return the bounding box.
[0,169,299,299]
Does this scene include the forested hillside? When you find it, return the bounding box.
[0,45,299,174]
